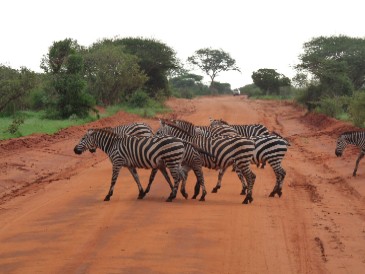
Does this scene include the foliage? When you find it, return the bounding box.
[169,73,210,98]
[128,90,150,108]
[315,97,343,118]
[5,116,25,136]
[292,73,309,88]
[187,48,240,88]
[107,37,180,98]
[0,65,37,114]
[295,35,365,97]
[251,68,291,95]
[41,39,95,119]
[210,81,232,94]
[83,42,148,105]
[239,83,264,97]
[348,91,365,127]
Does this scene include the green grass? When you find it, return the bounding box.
[0,102,171,140]
[0,111,97,140]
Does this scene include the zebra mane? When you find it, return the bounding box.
[171,118,196,127]
[89,128,120,139]
[213,118,229,125]
[163,120,194,137]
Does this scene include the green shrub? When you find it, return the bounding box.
[128,90,149,108]
[348,91,365,127]
[315,97,343,118]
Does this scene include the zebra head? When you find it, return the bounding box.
[209,117,228,127]
[335,134,348,157]
[74,129,97,155]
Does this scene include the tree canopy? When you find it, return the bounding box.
[295,35,365,96]
[187,48,240,88]
[251,69,291,95]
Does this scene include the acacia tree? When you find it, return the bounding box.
[187,48,240,88]
[251,69,291,95]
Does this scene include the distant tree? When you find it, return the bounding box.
[210,81,232,94]
[187,48,240,88]
[295,35,365,96]
[108,37,180,99]
[41,39,95,118]
[83,42,148,105]
[292,72,309,88]
[0,65,37,113]
[251,68,291,95]
[169,73,210,98]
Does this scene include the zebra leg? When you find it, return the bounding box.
[191,166,206,201]
[236,170,248,195]
[353,151,364,176]
[127,167,145,199]
[239,167,256,204]
[212,168,227,193]
[166,167,184,202]
[180,166,190,199]
[144,168,158,196]
[193,180,201,198]
[269,167,286,198]
[104,166,121,201]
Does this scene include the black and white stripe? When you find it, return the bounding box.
[74,129,186,202]
[105,122,154,137]
[156,120,256,204]
[335,131,365,176]
[209,118,269,137]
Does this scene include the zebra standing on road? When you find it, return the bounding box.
[335,131,365,176]
[156,120,257,204]
[202,120,289,197]
[74,129,186,202]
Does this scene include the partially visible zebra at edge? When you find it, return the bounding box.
[335,131,365,176]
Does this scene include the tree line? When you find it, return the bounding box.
[0,38,239,119]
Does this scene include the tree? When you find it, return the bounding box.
[251,69,291,95]
[83,42,148,105]
[41,39,95,118]
[295,35,365,96]
[108,37,180,99]
[187,48,240,88]
[0,65,37,113]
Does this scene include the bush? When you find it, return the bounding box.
[128,90,149,108]
[348,91,365,127]
[315,97,343,118]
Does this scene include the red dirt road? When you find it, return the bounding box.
[1,96,364,273]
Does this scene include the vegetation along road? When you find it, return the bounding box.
[1,95,364,273]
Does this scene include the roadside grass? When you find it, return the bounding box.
[0,102,171,141]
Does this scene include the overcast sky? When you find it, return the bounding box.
[1,0,364,88]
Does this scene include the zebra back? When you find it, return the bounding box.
[109,122,153,137]
[209,118,269,137]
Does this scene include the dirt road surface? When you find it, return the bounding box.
[1,96,364,274]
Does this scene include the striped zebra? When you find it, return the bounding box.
[335,131,365,176]
[209,118,270,137]
[103,122,154,137]
[73,129,186,202]
[199,121,289,197]
[156,120,257,204]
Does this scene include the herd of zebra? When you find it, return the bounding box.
[73,118,365,204]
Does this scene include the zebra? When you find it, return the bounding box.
[73,128,186,202]
[335,131,365,176]
[198,121,289,197]
[103,122,154,137]
[209,118,270,137]
[156,120,257,204]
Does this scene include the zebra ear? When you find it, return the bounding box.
[87,129,94,134]
[159,119,166,126]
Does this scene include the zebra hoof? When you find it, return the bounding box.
[182,192,188,199]
[104,196,111,201]
[199,197,206,202]
[166,198,173,202]
[353,172,357,177]
[242,195,253,204]
[192,194,197,199]
[278,190,282,197]
[212,188,218,193]
[240,189,247,195]
[269,192,275,197]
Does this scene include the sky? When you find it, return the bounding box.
[1,0,364,89]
